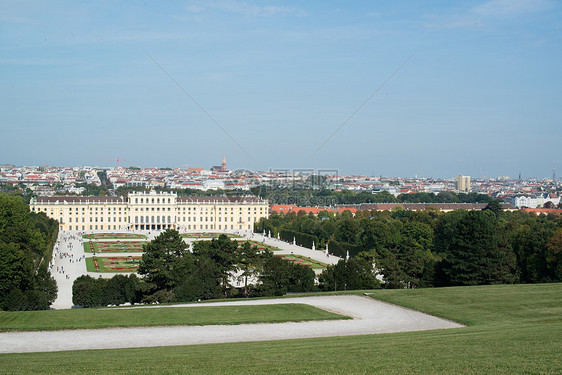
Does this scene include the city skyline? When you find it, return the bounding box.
[1,1,561,178]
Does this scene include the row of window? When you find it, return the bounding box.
[34,206,265,213]
[133,197,173,204]
[64,217,126,223]
[64,223,253,231]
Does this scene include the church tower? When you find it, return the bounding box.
[221,154,226,172]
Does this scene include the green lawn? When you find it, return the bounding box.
[85,256,141,272]
[0,303,347,332]
[83,241,148,253]
[0,284,560,374]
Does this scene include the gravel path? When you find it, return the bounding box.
[0,295,463,353]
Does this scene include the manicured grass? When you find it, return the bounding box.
[276,254,328,269]
[0,284,560,374]
[0,303,347,332]
[182,232,243,238]
[83,241,148,253]
[85,256,140,272]
[82,233,147,240]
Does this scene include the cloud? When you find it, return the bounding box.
[185,0,306,17]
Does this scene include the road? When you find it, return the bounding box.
[0,295,463,353]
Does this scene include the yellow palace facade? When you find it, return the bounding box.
[30,191,269,232]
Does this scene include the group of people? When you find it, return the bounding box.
[49,231,86,281]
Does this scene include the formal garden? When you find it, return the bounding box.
[86,256,141,272]
[82,233,147,240]
[83,241,148,253]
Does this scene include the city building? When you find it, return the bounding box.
[455,175,471,192]
[30,191,269,232]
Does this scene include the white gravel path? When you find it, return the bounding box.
[0,295,463,354]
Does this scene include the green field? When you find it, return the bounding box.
[0,304,347,332]
[84,241,148,253]
[182,232,243,238]
[85,256,141,272]
[82,233,147,240]
[0,284,560,374]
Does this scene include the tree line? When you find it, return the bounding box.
[256,203,562,288]
[0,194,58,310]
[248,187,495,206]
[72,231,317,307]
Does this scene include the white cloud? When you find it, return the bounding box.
[185,0,306,17]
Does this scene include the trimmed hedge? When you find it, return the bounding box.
[327,239,362,258]
[279,228,319,250]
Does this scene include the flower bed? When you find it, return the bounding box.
[84,241,148,253]
[82,233,147,240]
[86,256,141,273]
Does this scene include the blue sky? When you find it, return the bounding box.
[1,0,561,178]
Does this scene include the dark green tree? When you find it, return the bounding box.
[72,275,106,307]
[257,256,315,296]
[319,258,380,291]
[137,229,191,296]
[0,194,58,310]
[238,241,260,291]
[438,211,517,286]
[192,234,239,296]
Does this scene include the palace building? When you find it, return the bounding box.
[30,191,269,232]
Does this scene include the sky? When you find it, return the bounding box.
[1,0,561,179]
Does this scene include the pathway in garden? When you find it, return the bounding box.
[0,295,464,353]
[49,230,342,310]
[50,231,155,309]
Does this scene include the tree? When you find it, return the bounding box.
[238,241,260,291]
[335,217,358,244]
[545,229,562,281]
[437,211,517,286]
[193,234,239,296]
[372,191,397,203]
[256,256,315,296]
[0,194,58,310]
[104,274,131,306]
[319,258,380,291]
[34,262,57,307]
[137,229,191,296]
[72,275,106,307]
[483,200,503,215]
[173,256,221,302]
